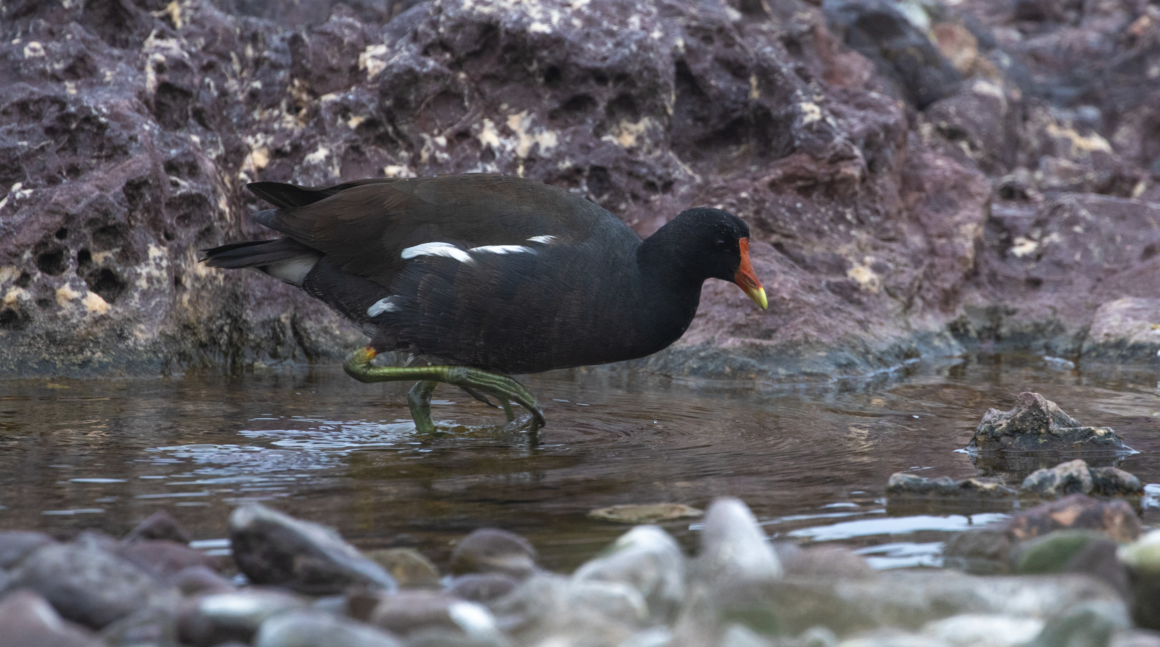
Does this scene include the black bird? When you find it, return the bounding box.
[202,174,766,432]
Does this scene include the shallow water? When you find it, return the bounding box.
[1,353,1157,572]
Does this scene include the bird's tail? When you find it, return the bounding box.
[201,238,320,286]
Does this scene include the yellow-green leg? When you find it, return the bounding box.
[343,348,545,432]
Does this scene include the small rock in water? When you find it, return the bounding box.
[1007,494,1142,543]
[0,531,56,568]
[1021,459,1143,499]
[886,473,1017,498]
[123,510,193,544]
[177,589,307,647]
[366,547,441,588]
[1010,529,1131,596]
[254,610,404,647]
[587,503,703,524]
[968,392,1131,454]
[447,573,520,604]
[229,503,397,594]
[1117,531,1160,629]
[572,525,686,622]
[10,542,172,629]
[694,497,782,584]
[0,589,103,647]
[450,528,538,579]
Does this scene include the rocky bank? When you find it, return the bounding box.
[0,0,1158,378]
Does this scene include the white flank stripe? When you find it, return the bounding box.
[401,242,473,264]
[470,245,534,255]
[367,297,399,317]
[527,235,556,244]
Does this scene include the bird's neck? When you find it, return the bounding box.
[634,231,705,350]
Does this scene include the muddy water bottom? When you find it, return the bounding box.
[1,353,1158,572]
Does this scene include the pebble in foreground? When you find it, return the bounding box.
[202,174,767,432]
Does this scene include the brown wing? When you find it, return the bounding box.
[250,174,615,287]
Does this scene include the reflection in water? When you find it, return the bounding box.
[0,353,1157,572]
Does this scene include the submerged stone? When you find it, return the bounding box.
[229,503,397,595]
[968,392,1131,454]
[587,503,703,524]
[886,473,1017,498]
[123,510,193,544]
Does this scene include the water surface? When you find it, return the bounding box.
[1,353,1157,571]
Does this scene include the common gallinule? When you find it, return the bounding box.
[203,174,766,432]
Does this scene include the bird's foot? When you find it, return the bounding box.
[343,347,545,433]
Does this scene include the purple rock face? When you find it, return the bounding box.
[1,0,1157,379]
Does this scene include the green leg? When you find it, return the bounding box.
[344,348,545,431]
[407,380,439,434]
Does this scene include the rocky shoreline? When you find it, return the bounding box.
[4,491,1160,647]
[1,0,1158,379]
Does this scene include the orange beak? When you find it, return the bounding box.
[733,238,767,310]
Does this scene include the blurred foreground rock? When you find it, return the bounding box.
[0,0,1156,378]
[0,497,1154,646]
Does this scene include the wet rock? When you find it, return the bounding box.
[229,503,397,594]
[9,542,173,629]
[0,589,103,647]
[254,610,404,647]
[122,510,193,544]
[100,604,182,646]
[779,545,876,581]
[176,589,307,647]
[368,591,503,642]
[968,392,1131,454]
[694,498,782,585]
[1112,631,1160,647]
[449,529,537,580]
[886,473,1017,498]
[1028,601,1130,647]
[447,574,519,605]
[697,570,1122,638]
[572,525,685,622]
[824,0,962,108]
[1083,299,1160,364]
[0,531,56,568]
[365,548,441,588]
[489,574,642,645]
[1011,529,1130,598]
[1007,495,1142,544]
[921,614,1044,647]
[170,565,237,596]
[116,538,223,577]
[1021,460,1143,499]
[587,503,702,524]
[946,494,1142,573]
[1116,531,1160,629]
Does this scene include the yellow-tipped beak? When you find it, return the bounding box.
[745,285,768,310]
[734,238,768,310]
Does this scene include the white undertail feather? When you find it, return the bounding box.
[401,242,473,264]
[527,235,556,244]
[470,245,534,254]
[367,297,399,317]
[264,257,318,286]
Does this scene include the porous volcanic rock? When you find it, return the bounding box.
[968,392,1131,454]
[1,0,1157,379]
